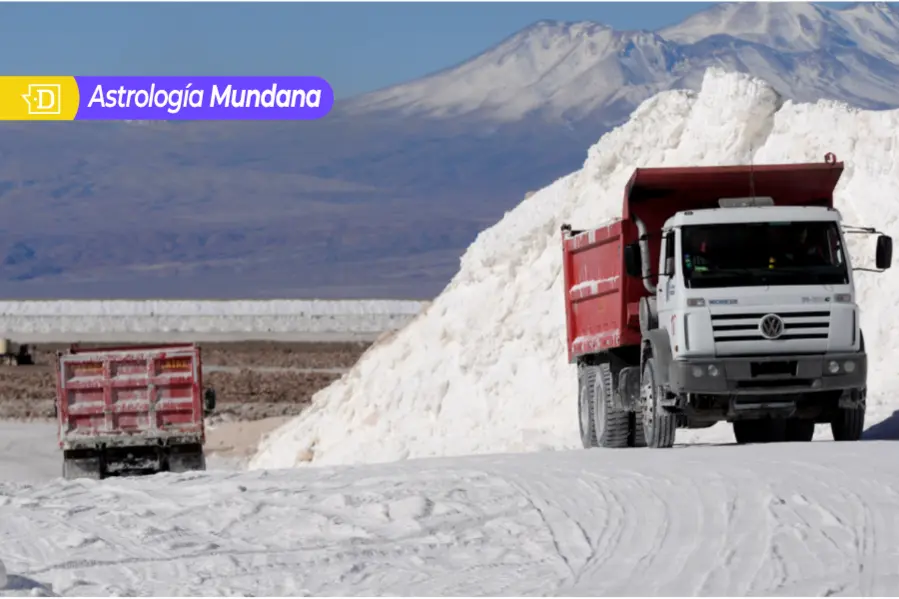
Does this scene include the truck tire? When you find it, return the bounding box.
[785,418,815,442]
[577,363,598,449]
[629,413,647,447]
[733,419,787,444]
[733,420,780,443]
[832,390,865,441]
[640,357,676,448]
[594,363,630,448]
[733,420,763,444]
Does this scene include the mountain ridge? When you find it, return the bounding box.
[3,2,899,299]
[346,2,899,123]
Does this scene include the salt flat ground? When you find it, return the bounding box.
[0,422,63,483]
[0,422,244,484]
[3,421,899,596]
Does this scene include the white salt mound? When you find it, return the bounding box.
[0,557,7,589]
[250,68,899,470]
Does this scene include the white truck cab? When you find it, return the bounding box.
[631,198,891,445]
[659,204,858,360]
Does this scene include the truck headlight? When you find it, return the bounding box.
[843,360,856,373]
[692,366,704,378]
[707,364,720,377]
[827,360,840,374]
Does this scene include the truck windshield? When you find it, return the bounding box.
[681,221,849,288]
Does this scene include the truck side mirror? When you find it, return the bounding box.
[624,243,642,278]
[203,388,217,413]
[876,234,893,270]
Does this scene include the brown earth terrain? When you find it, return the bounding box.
[0,340,371,422]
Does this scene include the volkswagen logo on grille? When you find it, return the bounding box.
[759,313,785,340]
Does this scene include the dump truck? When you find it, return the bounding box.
[55,343,217,479]
[561,153,892,448]
[0,338,34,366]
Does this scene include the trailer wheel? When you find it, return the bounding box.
[832,389,865,441]
[640,357,676,448]
[577,363,598,449]
[594,363,629,448]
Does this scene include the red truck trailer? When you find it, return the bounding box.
[561,154,892,448]
[55,343,217,480]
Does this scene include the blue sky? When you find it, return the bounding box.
[0,2,858,99]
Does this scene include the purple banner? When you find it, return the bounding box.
[73,76,333,120]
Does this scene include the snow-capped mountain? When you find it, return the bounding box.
[4,2,899,300]
[347,2,899,124]
[661,1,899,58]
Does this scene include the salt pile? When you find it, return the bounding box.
[250,68,899,469]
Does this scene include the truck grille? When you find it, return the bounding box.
[711,310,830,343]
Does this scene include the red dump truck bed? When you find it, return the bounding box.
[561,157,844,363]
[55,343,206,449]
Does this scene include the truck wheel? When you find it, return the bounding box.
[733,419,787,444]
[831,391,865,441]
[629,413,647,447]
[577,363,598,449]
[640,357,676,448]
[785,418,815,442]
[733,420,763,444]
[594,363,630,448]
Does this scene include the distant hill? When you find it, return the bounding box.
[3,1,899,299]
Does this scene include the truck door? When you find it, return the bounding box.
[657,229,678,338]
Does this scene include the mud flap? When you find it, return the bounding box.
[62,450,103,480]
[167,443,207,473]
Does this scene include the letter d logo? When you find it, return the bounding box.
[22,83,62,115]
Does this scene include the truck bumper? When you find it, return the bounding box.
[668,352,866,396]
[62,432,203,451]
